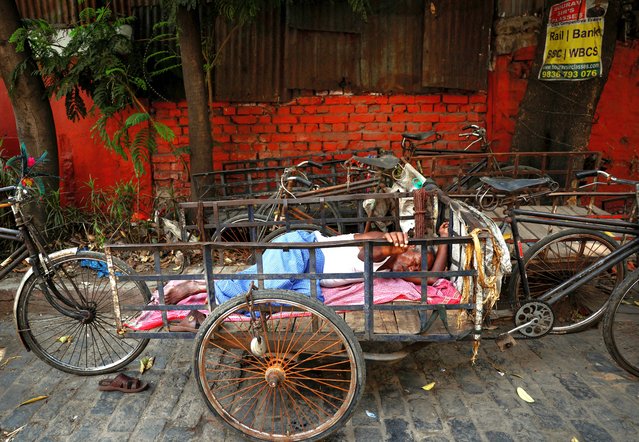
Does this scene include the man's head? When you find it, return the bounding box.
[390,246,433,272]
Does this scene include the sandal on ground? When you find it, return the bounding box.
[98,373,148,393]
[169,310,206,333]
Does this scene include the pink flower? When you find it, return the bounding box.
[27,157,36,167]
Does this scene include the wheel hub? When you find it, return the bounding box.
[265,363,286,388]
[79,303,97,324]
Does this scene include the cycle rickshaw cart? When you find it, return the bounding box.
[103,187,526,441]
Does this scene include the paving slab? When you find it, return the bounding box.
[1,311,638,441]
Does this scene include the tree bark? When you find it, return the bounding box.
[511,0,621,170]
[176,6,213,201]
[0,0,59,189]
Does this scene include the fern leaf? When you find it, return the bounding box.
[124,113,151,128]
[152,121,176,142]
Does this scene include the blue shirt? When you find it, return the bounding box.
[214,230,325,304]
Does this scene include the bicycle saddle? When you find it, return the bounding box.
[479,176,555,193]
[401,130,437,141]
[351,155,400,170]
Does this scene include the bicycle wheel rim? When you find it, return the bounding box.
[603,272,639,377]
[18,253,150,375]
[194,291,364,441]
[512,230,622,333]
[212,214,270,264]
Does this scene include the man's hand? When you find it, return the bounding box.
[438,221,449,238]
[383,231,409,249]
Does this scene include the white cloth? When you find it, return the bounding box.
[314,232,390,287]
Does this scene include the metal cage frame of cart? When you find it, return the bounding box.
[104,189,519,441]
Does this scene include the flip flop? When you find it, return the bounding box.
[169,311,206,333]
[98,373,148,393]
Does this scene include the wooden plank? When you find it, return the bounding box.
[342,308,421,335]
[394,309,421,335]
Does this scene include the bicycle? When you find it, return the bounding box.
[404,125,591,197]
[506,170,639,335]
[211,155,402,248]
[600,172,639,376]
[209,160,345,248]
[3,148,151,375]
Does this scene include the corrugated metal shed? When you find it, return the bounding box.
[214,7,284,102]
[422,0,494,91]
[497,0,545,18]
[15,0,502,98]
[284,2,362,92]
[16,0,136,24]
[360,0,424,93]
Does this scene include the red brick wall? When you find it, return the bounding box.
[151,93,488,197]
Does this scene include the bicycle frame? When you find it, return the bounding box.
[1,189,89,321]
[0,228,29,280]
[509,208,639,305]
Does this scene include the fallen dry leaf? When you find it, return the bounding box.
[0,355,21,370]
[19,395,48,407]
[516,387,535,403]
[139,356,155,374]
[3,424,26,438]
[422,382,436,391]
[57,335,73,344]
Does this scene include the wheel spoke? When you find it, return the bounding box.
[194,292,363,440]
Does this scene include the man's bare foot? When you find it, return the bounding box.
[164,280,207,304]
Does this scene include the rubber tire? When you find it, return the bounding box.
[602,269,639,377]
[509,228,623,334]
[212,213,271,243]
[16,251,151,375]
[193,290,366,441]
[256,196,344,236]
[262,223,339,243]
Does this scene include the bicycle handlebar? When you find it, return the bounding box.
[0,185,17,194]
[286,176,313,188]
[294,160,323,169]
[575,170,600,179]
[576,170,639,186]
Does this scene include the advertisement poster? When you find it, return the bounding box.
[539,0,608,81]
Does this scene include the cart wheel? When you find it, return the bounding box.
[193,290,365,441]
[514,301,555,338]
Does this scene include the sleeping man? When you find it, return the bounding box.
[128,223,453,331]
[165,222,450,304]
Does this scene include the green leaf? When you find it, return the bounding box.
[124,112,150,128]
[153,121,176,142]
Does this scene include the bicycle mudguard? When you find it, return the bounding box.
[12,247,79,351]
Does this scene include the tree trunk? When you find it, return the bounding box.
[176,6,213,202]
[511,0,621,171]
[0,0,59,189]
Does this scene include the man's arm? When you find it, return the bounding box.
[354,231,409,262]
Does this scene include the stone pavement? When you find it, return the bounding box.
[1,310,638,442]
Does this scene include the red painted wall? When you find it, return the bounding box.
[589,42,639,179]
[487,41,639,178]
[0,85,152,213]
[0,88,19,156]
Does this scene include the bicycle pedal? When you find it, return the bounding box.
[495,333,517,351]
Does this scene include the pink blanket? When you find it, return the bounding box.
[125,278,460,331]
